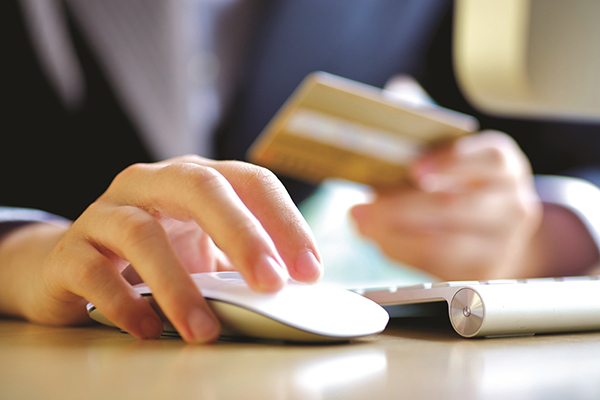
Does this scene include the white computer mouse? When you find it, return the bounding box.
[87,271,389,342]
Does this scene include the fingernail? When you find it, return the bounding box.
[139,316,163,339]
[187,308,219,343]
[255,255,288,291]
[294,250,323,283]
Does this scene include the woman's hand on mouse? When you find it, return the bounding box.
[0,155,323,343]
[351,130,544,280]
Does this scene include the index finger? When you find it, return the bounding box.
[104,160,290,293]
[167,156,323,284]
[410,131,532,192]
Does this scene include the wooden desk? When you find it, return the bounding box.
[1,318,599,399]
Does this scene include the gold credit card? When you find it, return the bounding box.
[247,72,479,187]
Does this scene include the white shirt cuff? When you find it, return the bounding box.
[535,175,600,253]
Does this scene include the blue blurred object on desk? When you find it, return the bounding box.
[299,179,434,289]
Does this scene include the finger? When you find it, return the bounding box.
[104,160,289,292]
[212,246,236,272]
[360,227,504,280]
[351,208,505,280]
[55,239,164,339]
[162,219,217,273]
[410,131,531,192]
[76,204,221,343]
[193,158,323,283]
[154,155,322,283]
[352,189,517,235]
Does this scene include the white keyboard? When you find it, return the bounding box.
[357,275,600,338]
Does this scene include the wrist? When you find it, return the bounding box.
[0,222,69,320]
[522,203,599,277]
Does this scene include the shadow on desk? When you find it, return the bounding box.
[1,318,599,400]
[383,315,459,342]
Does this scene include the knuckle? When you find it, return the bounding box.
[169,163,226,192]
[189,165,225,188]
[80,200,105,218]
[178,154,206,164]
[156,162,231,203]
[116,208,163,249]
[165,154,208,167]
[114,163,151,184]
[482,145,509,168]
[509,200,529,220]
[69,251,111,291]
[227,161,281,190]
[480,130,518,148]
[247,164,279,186]
[243,168,284,199]
[507,196,540,225]
[104,163,154,198]
[482,131,529,172]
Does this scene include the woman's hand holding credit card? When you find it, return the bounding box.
[248,72,552,282]
[247,72,479,187]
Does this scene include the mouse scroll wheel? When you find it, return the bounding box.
[208,272,246,283]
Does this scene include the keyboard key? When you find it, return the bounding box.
[556,276,592,282]
[431,281,479,288]
[480,279,519,285]
[524,277,561,284]
[395,283,432,291]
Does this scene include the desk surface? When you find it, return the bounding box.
[1,318,599,400]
